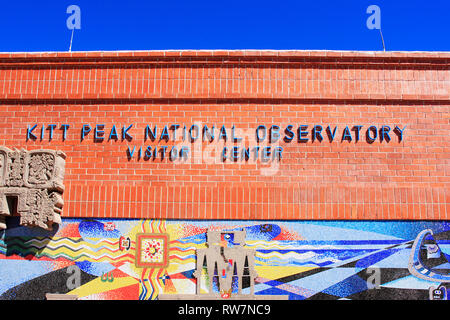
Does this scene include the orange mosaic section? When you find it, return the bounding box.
[0,50,448,220]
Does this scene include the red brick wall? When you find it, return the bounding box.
[0,50,448,220]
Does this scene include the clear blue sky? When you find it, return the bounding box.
[0,0,448,52]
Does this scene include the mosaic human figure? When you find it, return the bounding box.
[193,230,257,298]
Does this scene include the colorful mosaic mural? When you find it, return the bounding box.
[0,218,449,300]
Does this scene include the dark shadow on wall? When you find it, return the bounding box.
[0,216,59,260]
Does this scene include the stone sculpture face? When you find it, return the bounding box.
[0,147,66,231]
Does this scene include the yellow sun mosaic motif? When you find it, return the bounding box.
[135,233,169,268]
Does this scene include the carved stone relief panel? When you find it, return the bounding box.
[0,147,8,187]
[0,148,66,231]
[24,150,66,192]
[6,149,25,187]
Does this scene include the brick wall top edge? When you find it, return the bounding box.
[0,50,448,64]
